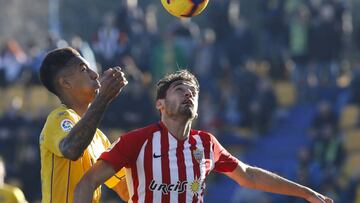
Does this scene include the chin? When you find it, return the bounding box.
[89,90,98,101]
[180,109,197,119]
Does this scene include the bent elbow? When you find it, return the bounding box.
[59,137,86,161]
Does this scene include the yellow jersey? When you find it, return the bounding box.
[40,105,125,203]
[0,184,28,203]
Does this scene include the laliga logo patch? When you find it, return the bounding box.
[192,148,204,163]
[60,119,74,132]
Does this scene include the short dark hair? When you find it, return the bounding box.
[39,47,80,96]
[156,69,199,100]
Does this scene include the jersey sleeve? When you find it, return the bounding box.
[40,110,77,157]
[210,133,239,173]
[99,130,144,172]
[98,131,127,188]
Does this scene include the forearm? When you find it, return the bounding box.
[74,178,98,203]
[74,160,117,203]
[246,166,313,199]
[60,95,108,160]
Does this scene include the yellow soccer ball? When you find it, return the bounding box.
[161,0,209,17]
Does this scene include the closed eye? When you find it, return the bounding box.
[80,64,88,72]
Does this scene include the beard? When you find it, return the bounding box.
[164,100,197,119]
[165,99,198,119]
[179,106,197,119]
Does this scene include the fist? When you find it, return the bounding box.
[98,67,128,102]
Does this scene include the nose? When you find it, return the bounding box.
[184,89,193,98]
[89,68,99,80]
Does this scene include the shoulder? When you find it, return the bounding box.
[101,123,161,165]
[40,106,79,142]
[48,106,79,121]
[44,106,79,127]
[192,129,215,141]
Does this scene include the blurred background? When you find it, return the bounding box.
[0,0,360,202]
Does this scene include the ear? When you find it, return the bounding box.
[58,76,72,90]
[156,99,164,111]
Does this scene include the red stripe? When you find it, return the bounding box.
[144,138,154,203]
[161,129,171,203]
[189,135,200,203]
[199,133,211,174]
[176,140,186,202]
[131,163,139,203]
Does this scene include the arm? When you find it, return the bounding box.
[224,162,333,203]
[74,160,116,203]
[60,68,127,160]
[59,95,109,160]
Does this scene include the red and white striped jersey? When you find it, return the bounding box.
[100,122,239,203]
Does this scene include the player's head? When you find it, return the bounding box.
[156,69,199,120]
[39,47,100,102]
[0,156,5,185]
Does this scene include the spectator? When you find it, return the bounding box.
[310,125,345,175]
[249,79,277,134]
[93,12,130,68]
[310,101,339,133]
[308,3,342,87]
[0,156,28,203]
[288,3,311,102]
[225,16,256,68]
[0,40,27,86]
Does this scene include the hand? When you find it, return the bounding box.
[306,191,333,203]
[98,67,128,103]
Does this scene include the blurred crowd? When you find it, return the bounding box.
[1,0,360,202]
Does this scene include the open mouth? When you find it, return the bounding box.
[94,81,101,88]
[182,99,194,106]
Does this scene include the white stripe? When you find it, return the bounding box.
[184,139,194,203]
[126,168,134,203]
[209,140,215,171]
[168,133,179,203]
[194,135,207,182]
[152,131,162,202]
[136,140,148,203]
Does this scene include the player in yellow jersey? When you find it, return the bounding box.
[0,156,28,203]
[39,47,129,203]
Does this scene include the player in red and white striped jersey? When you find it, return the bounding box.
[74,70,333,203]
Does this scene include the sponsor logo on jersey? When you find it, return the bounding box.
[149,180,187,194]
[149,178,204,195]
[60,119,74,132]
[190,179,201,194]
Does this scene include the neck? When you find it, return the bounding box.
[161,116,192,140]
[60,94,90,117]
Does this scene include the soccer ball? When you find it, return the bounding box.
[160,0,209,17]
